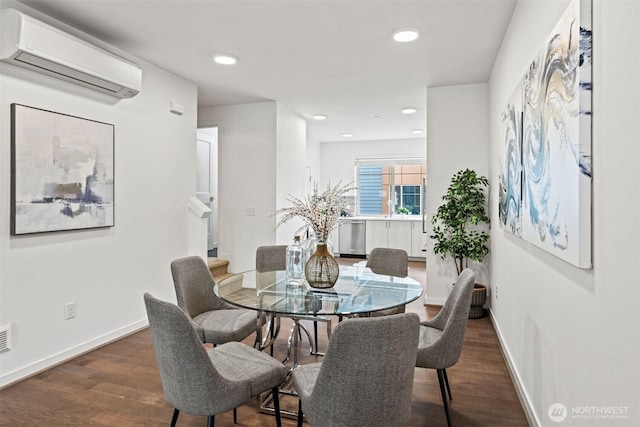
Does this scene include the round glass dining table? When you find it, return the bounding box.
[215,263,423,362]
[214,264,424,318]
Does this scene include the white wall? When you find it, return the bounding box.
[318,137,426,188]
[197,102,307,269]
[0,3,197,387]
[276,104,307,244]
[198,102,278,272]
[425,84,490,304]
[306,139,322,186]
[489,0,640,425]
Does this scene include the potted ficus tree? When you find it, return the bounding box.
[430,168,490,318]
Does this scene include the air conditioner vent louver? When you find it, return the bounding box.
[1,9,141,99]
[15,52,123,93]
[0,324,12,354]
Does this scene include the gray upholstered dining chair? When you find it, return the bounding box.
[291,313,420,427]
[365,247,409,316]
[144,293,287,427]
[256,245,288,274]
[255,245,331,358]
[171,256,257,345]
[415,268,475,427]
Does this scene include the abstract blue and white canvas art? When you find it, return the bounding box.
[498,0,591,268]
[520,0,592,268]
[499,81,523,237]
[11,104,114,235]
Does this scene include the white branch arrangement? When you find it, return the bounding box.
[275,181,354,243]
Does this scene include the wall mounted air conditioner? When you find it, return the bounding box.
[0,8,142,99]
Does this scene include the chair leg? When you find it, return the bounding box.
[233,407,237,424]
[270,322,276,356]
[313,321,318,353]
[170,409,180,427]
[272,387,282,427]
[437,369,452,427]
[207,414,215,427]
[297,398,304,427]
[443,368,452,401]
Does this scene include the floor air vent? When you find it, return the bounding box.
[0,324,12,353]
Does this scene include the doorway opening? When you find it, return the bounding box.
[196,126,218,257]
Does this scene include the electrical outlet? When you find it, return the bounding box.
[495,285,498,300]
[65,302,77,320]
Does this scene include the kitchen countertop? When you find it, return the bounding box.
[342,215,423,221]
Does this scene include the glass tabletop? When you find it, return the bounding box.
[214,264,424,316]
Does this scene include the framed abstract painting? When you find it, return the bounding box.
[521,0,592,268]
[498,0,592,268]
[11,104,115,235]
[499,81,523,237]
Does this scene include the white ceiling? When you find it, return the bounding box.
[20,0,516,143]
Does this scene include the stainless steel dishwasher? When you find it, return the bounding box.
[339,220,366,258]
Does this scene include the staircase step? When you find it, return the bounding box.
[207,258,229,278]
[214,271,238,283]
[207,257,229,270]
[207,257,243,293]
[217,272,244,294]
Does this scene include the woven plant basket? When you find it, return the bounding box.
[468,284,487,319]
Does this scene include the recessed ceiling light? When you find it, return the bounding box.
[213,54,237,65]
[342,133,353,138]
[401,107,417,114]
[393,29,419,43]
[313,114,327,120]
[411,129,424,135]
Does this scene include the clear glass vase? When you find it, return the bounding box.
[304,243,339,289]
[286,235,304,286]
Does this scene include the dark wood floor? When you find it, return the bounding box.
[0,261,529,426]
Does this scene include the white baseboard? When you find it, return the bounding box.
[488,309,540,427]
[0,319,149,389]
[424,296,446,306]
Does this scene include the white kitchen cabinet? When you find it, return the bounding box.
[387,221,412,253]
[329,227,340,256]
[411,220,427,258]
[365,220,412,255]
[365,220,388,254]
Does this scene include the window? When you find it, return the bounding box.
[395,185,421,214]
[355,159,426,216]
[358,165,384,215]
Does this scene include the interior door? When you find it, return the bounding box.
[196,127,218,251]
